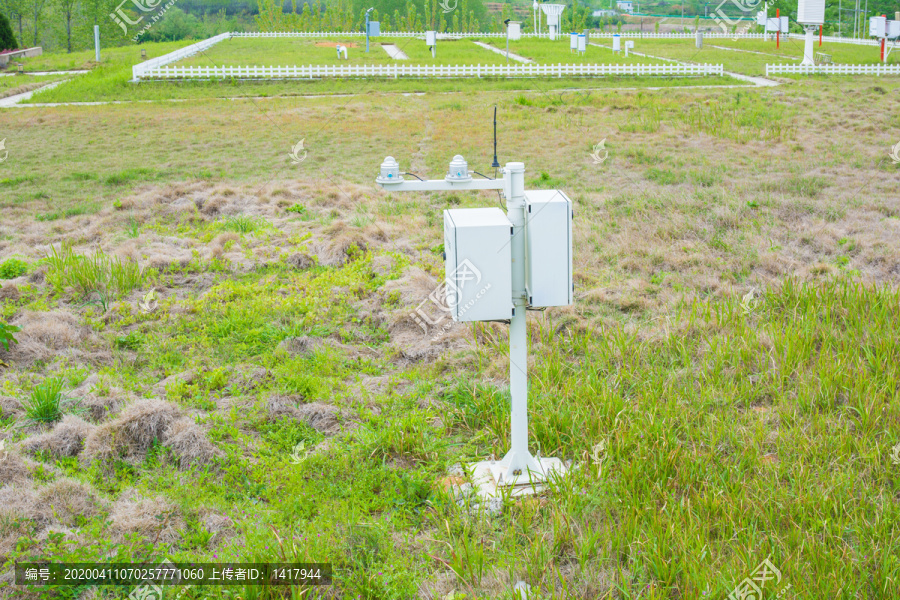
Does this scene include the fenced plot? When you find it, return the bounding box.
[142,62,724,80]
[766,63,900,75]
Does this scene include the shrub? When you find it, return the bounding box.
[0,12,17,52]
[0,258,27,279]
[0,321,19,352]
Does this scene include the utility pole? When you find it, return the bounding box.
[365,7,373,52]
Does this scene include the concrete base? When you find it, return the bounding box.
[471,456,567,499]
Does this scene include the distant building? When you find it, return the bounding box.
[616,1,634,13]
[593,9,617,17]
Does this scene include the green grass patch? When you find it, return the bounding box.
[46,243,152,310]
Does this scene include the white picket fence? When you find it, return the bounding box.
[229,31,775,39]
[133,32,231,81]
[806,34,879,46]
[227,31,882,43]
[766,63,900,75]
[142,62,724,80]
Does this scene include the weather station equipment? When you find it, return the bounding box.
[796,0,825,64]
[426,30,437,58]
[365,8,379,53]
[540,4,566,40]
[373,122,574,499]
[335,45,348,60]
[869,15,900,62]
[504,20,521,63]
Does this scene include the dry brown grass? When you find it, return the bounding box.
[22,414,95,458]
[266,396,344,435]
[81,398,182,468]
[6,310,93,365]
[162,417,224,469]
[69,374,128,422]
[110,491,184,544]
[36,478,107,527]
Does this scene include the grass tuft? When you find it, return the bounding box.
[22,378,66,424]
[45,244,150,310]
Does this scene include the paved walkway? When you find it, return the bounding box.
[472,41,533,64]
[588,42,781,87]
[0,79,73,107]
[706,44,801,60]
[0,70,89,77]
[381,44,409,60]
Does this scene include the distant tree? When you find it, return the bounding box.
[0,11,17,49]
[0,0,24,41]
[26,0,48,45]
[51,0,80,51]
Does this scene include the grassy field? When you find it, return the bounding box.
[174,37,513,67]
[611,37,899,75]
[0,74,68,99]
[500,38,663,65]
[8,40,196,73]
[15,39,736,105]
[172,37,662,68]
[1,39,900,600]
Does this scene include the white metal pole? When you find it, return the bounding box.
[501,162,540,479]
[802,25,815,64]
[94,25,100,62]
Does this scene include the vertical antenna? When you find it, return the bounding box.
[491,106,500,169]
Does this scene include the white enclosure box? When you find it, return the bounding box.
[796,0,824,24]
[443,208,513,322]
[780,16,789,32]
[888,20,900,38]
[612,34,621,51]
[524,190,573,308]
[508,22,522,40]
[570,32,578,50]
[765,17,778,31]
[367,21,380,36]
[577,34,586,52]
[870,16,886,37]
[425,30,437,45]
[757,10,766,26]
